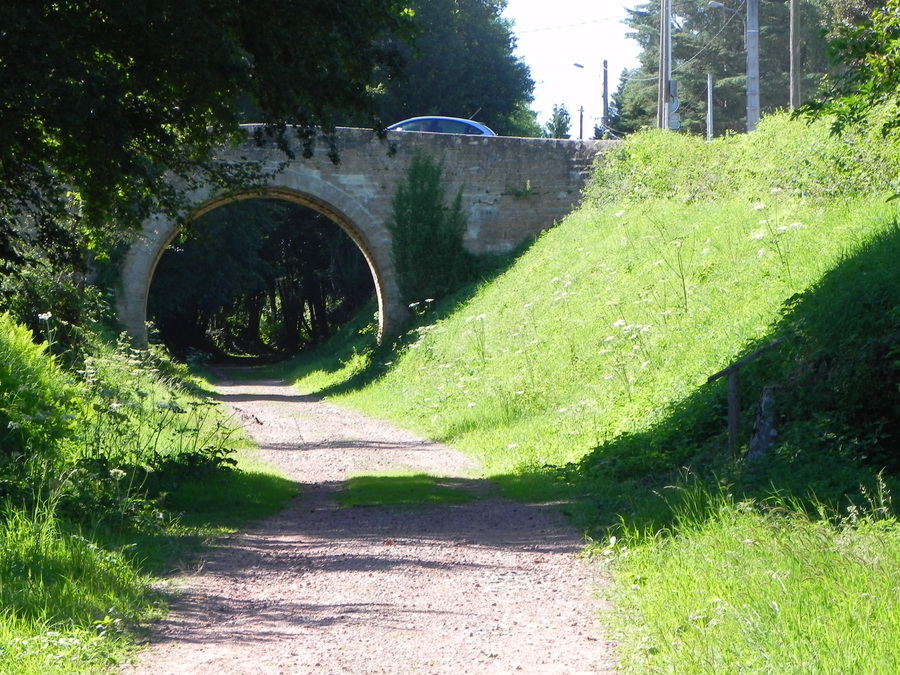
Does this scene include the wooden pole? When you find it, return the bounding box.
[727,370,741,455]
[602,60,609,130]
[707,338,789,455]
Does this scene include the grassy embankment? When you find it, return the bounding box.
[0,326,295,674]
[277,112,900,673]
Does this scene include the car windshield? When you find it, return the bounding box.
[391,118,493,135]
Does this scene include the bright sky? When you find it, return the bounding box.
[501,1,642,135]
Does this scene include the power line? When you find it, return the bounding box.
[512,15,632,35]
[673,15,735,73]
[617,14,739,84]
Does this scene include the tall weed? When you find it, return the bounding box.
[0,312,79,466]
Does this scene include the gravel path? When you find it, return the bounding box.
[122,377,617,674]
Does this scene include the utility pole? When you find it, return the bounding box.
[657,0,679,129]
[747,0,760,131]
[602,59,609,130]
[707,73,714,141]
[657,0,670,129]
[790,0,800,109]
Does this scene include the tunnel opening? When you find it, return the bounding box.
[147,197,376,364]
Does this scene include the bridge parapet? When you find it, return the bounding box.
[226,127,613,253]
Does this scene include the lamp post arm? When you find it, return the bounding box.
[707,1,746,47]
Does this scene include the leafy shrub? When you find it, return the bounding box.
[0,260,117,370]
[0,314,237,531]
[588,111,900,207]
[0,313,79,465]
[51,337,239,529]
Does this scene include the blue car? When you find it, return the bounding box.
[386,116,497,136]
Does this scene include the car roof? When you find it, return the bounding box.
[386,116,496,135]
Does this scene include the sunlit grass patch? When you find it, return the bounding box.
[123,447,299,575]
[338,473,477,508]
[0,504,154,675]
[0,319,304,672]
[605,482,900,674]
[0,619,130,675]
[164,451,298,529]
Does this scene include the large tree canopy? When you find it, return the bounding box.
[826,0,886,28]
[800,0,900,133]
[612,0,830,136]
[0,0,415,270]
[375,0,538,137]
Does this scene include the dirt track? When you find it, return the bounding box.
[122,377,616,674]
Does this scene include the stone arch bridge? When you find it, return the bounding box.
[117,127,613,345]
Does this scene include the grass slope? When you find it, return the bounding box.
[283,112,900,672]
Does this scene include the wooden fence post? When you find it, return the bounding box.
[708,338,787,458]
[727,370,740,456]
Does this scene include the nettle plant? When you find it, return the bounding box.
[56,338,239,529]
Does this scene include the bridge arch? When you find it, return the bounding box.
[116,167,406,348]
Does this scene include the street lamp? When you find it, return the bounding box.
[708,1,745,45]
[573,63,586,139]
[708,0,760,132]
[573,62,609,139]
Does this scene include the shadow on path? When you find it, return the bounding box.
[123,376,616,675]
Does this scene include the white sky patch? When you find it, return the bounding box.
[502,0,642,134]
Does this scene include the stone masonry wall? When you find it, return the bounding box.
[227,127,613,254]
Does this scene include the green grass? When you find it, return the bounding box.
[0,505,152,674]
[123,448,298,575]
[311,150,899,506]
[338,472,476,508]
[601,480,900,673]
[0,450,296,675]
[0,619,130,674]
[272,111,900,673]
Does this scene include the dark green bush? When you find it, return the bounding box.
[388,151,473,303]
[770,221,900,470]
